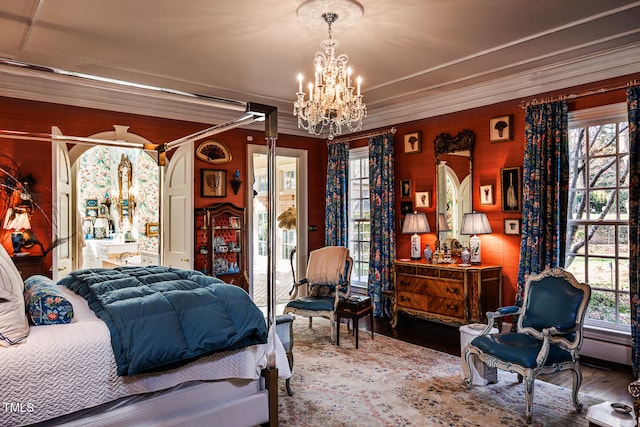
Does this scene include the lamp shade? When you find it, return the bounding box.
[402,212,430,234]
[460,212,491,264]
[438,213,451,232]
[3,207,31,230]
[460,212,492,236]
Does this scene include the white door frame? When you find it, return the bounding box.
[246,144,308,299]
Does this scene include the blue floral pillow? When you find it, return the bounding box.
[23,275,74,325]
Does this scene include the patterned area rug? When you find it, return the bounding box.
[278,317,602,426]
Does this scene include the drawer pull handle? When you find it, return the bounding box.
[181,258,190,262]
[446,287,459,295]
[58,266,67,272]
[446,303,459,311]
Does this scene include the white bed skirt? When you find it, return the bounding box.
[33,379,269,427]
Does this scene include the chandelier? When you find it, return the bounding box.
[293,11,366,140]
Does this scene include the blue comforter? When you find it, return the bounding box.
[59,266,267,376]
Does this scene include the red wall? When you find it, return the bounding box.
[192,128,328,253]
[1,72,637,300]
[0,97,327,273]
[386,74,636,305]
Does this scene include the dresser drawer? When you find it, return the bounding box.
[395,274,428,293]
[428,297,464,318]
[397,291,429,311]
[438,269,464,281]
[426,279,464,300]
[415,265,439,278]
[395,265,416,275]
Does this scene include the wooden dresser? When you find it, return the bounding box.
[391,260,502,327]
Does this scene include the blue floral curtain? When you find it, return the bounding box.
[368,132,396,316]
[516,101,569,305]
[325,140,349,247]
[627,84,640,377]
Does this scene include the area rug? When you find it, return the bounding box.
[278,317,602,426]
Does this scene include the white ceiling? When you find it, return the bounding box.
[0,0,639,138]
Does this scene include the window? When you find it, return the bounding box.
[348,147,370,287]
[565,104,629,332]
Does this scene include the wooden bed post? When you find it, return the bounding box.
[262,367,279,427]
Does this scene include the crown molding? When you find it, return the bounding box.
[1,42,638,139]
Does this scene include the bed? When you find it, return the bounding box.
[0,254,289,427]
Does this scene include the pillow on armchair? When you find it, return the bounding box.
[0,245,29,346]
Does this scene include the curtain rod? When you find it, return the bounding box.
[329,127,397,144]
[520,79,638,108]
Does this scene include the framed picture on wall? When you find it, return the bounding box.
[146,222,159,237]
[490,115,513,142]
[403,131,422,154]
[400,179,412,198]
[415,191,431,208]
[201,169,227,197]
[500,167,521,212]
[504,218,521,235]
[400,201,413,215]
[479,185,494,205]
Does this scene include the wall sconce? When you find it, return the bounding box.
[230,168,242,195]
[460,211,492,264]
[402,212,430,260]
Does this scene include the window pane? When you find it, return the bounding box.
[587,225,616,256]
[618,225,629,258]
[564,255,585,283]
[619,189,629,221]
[566,224,586,256]
[619,258,630,291]
[589,124,617,156]
[619,292,631,325]
[568,190,586,220]
[586,257,616,290]
[589,157,616,189]
[587,290,617,323]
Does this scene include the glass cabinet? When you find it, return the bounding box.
[194,203,248,292]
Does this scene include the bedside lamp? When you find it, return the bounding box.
[402,212,430,260]
[460,212,492,264]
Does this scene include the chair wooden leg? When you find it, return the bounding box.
[462,348,473,388]
[308,316,313,329]
[570,364,584,412]
[524,376,535,424]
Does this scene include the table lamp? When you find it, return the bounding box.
[402,212,430,260]
[3,207,32,254]
[460,212,492,264]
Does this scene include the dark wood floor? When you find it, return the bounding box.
[360,313,635,405]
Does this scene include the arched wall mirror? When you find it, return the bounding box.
[117,153,135,231]
[434,130,474,252]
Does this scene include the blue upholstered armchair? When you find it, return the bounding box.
[463,267,591,424]
[283,247,353,342]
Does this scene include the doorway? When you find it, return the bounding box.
[247,145,308,309]
[67,127,161,273]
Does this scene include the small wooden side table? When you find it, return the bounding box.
[586,401,635,427]
[336,296,373,349]
[12,255,45,281]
